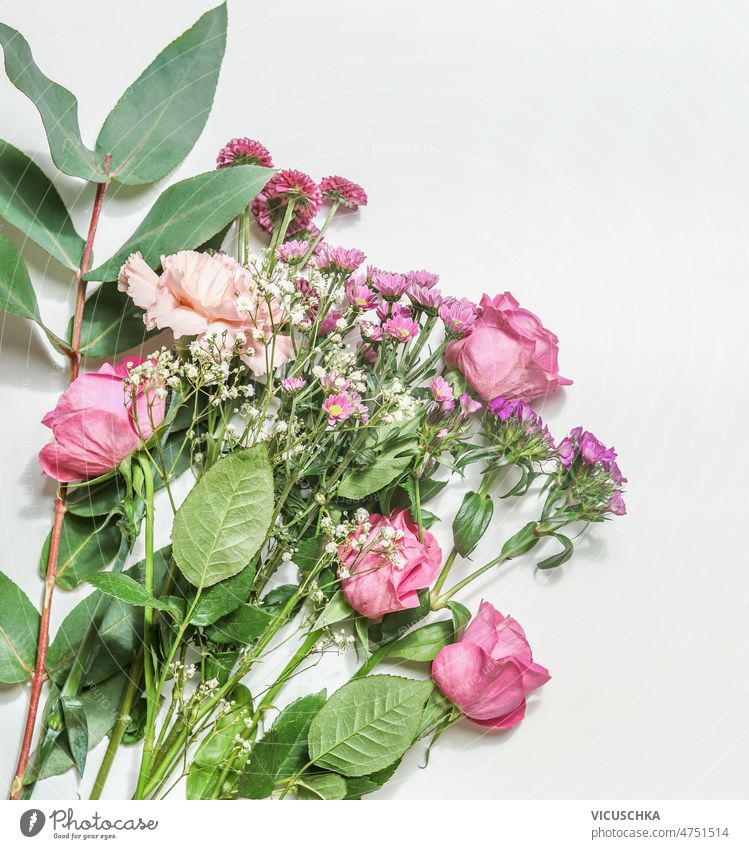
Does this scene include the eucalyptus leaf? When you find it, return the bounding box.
[39,513,122,590]
[0,570,39,683]
[0,141,84,269]
[74,284,157,358]
[307,675,432,777]
[171,446,274,588]
[97,4,227,186]
[239,691,326,799]
[86,165,272,282]
[0,24,106,181]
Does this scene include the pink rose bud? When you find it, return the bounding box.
[432,601,550,728]
[38,358,166,483]
[340,509,442,619]
[445,292,572,403]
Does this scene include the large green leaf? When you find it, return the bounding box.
[385,621,454,662]
[296,773,347,800]
[344,761,401,799]
[97,4,227,186]
[0,25,105,181]
[307,675,432,777]
[172,446,274,588]
[205,603,272,645]
[0,141,84,269]
[73,284,157,358]
[39,513,122,590]
[86,571,177,613]
[0,570,39,683]
[0,234,68,352]
[239,691,327,799]
[452,491,494,557]
[85,165,272,281]
[189,562,256,627]
[337,425,419,501]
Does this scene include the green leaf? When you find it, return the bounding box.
[205,603,273,645]
[0,25,105,181]
[189,562,256,627]
[261,584,299,616]
[0,570,39,683]
[0,234,68,352]
[86,571,177,612]
[385,621,454,662]
[344,760,401,799]
[417,688,453,739]
[74,284,158,358]
[39,513,122,590]
[537,533,574,570]
[239,691,327,799]
[368,590,430,646]
[308,675,432,777]
[452,491,494,557]
[312,590,353,631]
[501,522,540,560]
[0,141,84,269]
[97,5,227,186]
[66,475,126,518]
[337,426,419,501]
[35,675,128,781]
[448,601,471,638]
[296,772,347,800]
[85,165,272,281]
[60,697,88,775]
[172,446,274,588]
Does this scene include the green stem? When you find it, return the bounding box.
[431,547,458,601]
[434,554,508,607]
[298,200,339,268]
[412,476,424,542]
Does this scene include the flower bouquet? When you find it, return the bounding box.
[0,4,626,801]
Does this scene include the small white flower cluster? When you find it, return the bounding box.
[196,677,220,699]
[380,379,420,424]
[167,660,196,684]
[186,332,256,406]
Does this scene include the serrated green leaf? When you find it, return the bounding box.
[205,603,272,645]
[74,284,157,358]
[86,165,272,282]
[65,475,126,518]
[385,621,454,662]
[337,426,419,501]
[39,513,122,590]
[296,772,347,800]
[239,691,326,799]
[0,570,39,683]
[0,25,105,181]
[97,4,227,186]
[308,675,432,777]
[0,141,84,269]
[344,760,401,799]
[172,446,274,588]
[190,563,256,627]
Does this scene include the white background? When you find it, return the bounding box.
[0,0,747,801]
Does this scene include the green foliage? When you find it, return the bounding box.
[385,621,454,662]
[39,513,122,590]
[0,234,68,352]
[86,571,178,613]
[296,772,347,800]
[337,424,419,500]
[73,284,158,358]
[0,570,39,683]
[66,476,126,519]
[189,562,256,627]
[312,590,353,631]
[239,691,326,799]
[0,141,84,269]
[97,4,227,186]
[172,446,274,588]
[205,604,273,645]
[368,590,430,645]
[85,165,273,282]
[0,24,105,181]
[59,697,88,775]
[344,760,401,799]
[537,532,574,570]
[452,491,494,557]
[307,675,432,777]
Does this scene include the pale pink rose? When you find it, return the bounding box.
[432,601,550,729]
[39,358,166,483]
[445,292,572,402]
[118,251,292,376]
[340,509,442,620]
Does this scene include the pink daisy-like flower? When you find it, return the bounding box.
[320,370,350,392]
[376,301,411,323]
[429,376,456,411]
[322,393,355,426]
[316,244,366,274]
[360,321,383,342]
[276,240,309,264]
[460,393,483,415]
[372,271,409,300]
[320,175,368,210]
[408,283,443,313]
[406,269,439,289]
[251,169,322,234]
[351,392,370,423]
[439,297,478,337]
[281,376,306,393]
[216,138,274,169]
[383,315,420,343]
[345,278,378,311]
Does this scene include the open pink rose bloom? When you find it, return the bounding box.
[38,358,166,483]
[340,509,442,620]
[432,601,550,728]
[445,292,572,402]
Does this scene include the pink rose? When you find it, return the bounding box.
[39,358,166,483]
[431,601,550,728]
[340,509,442,620]
[118,250,292,376]
[445,292,572,402]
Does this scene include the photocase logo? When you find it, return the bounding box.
[19,809,46,837]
